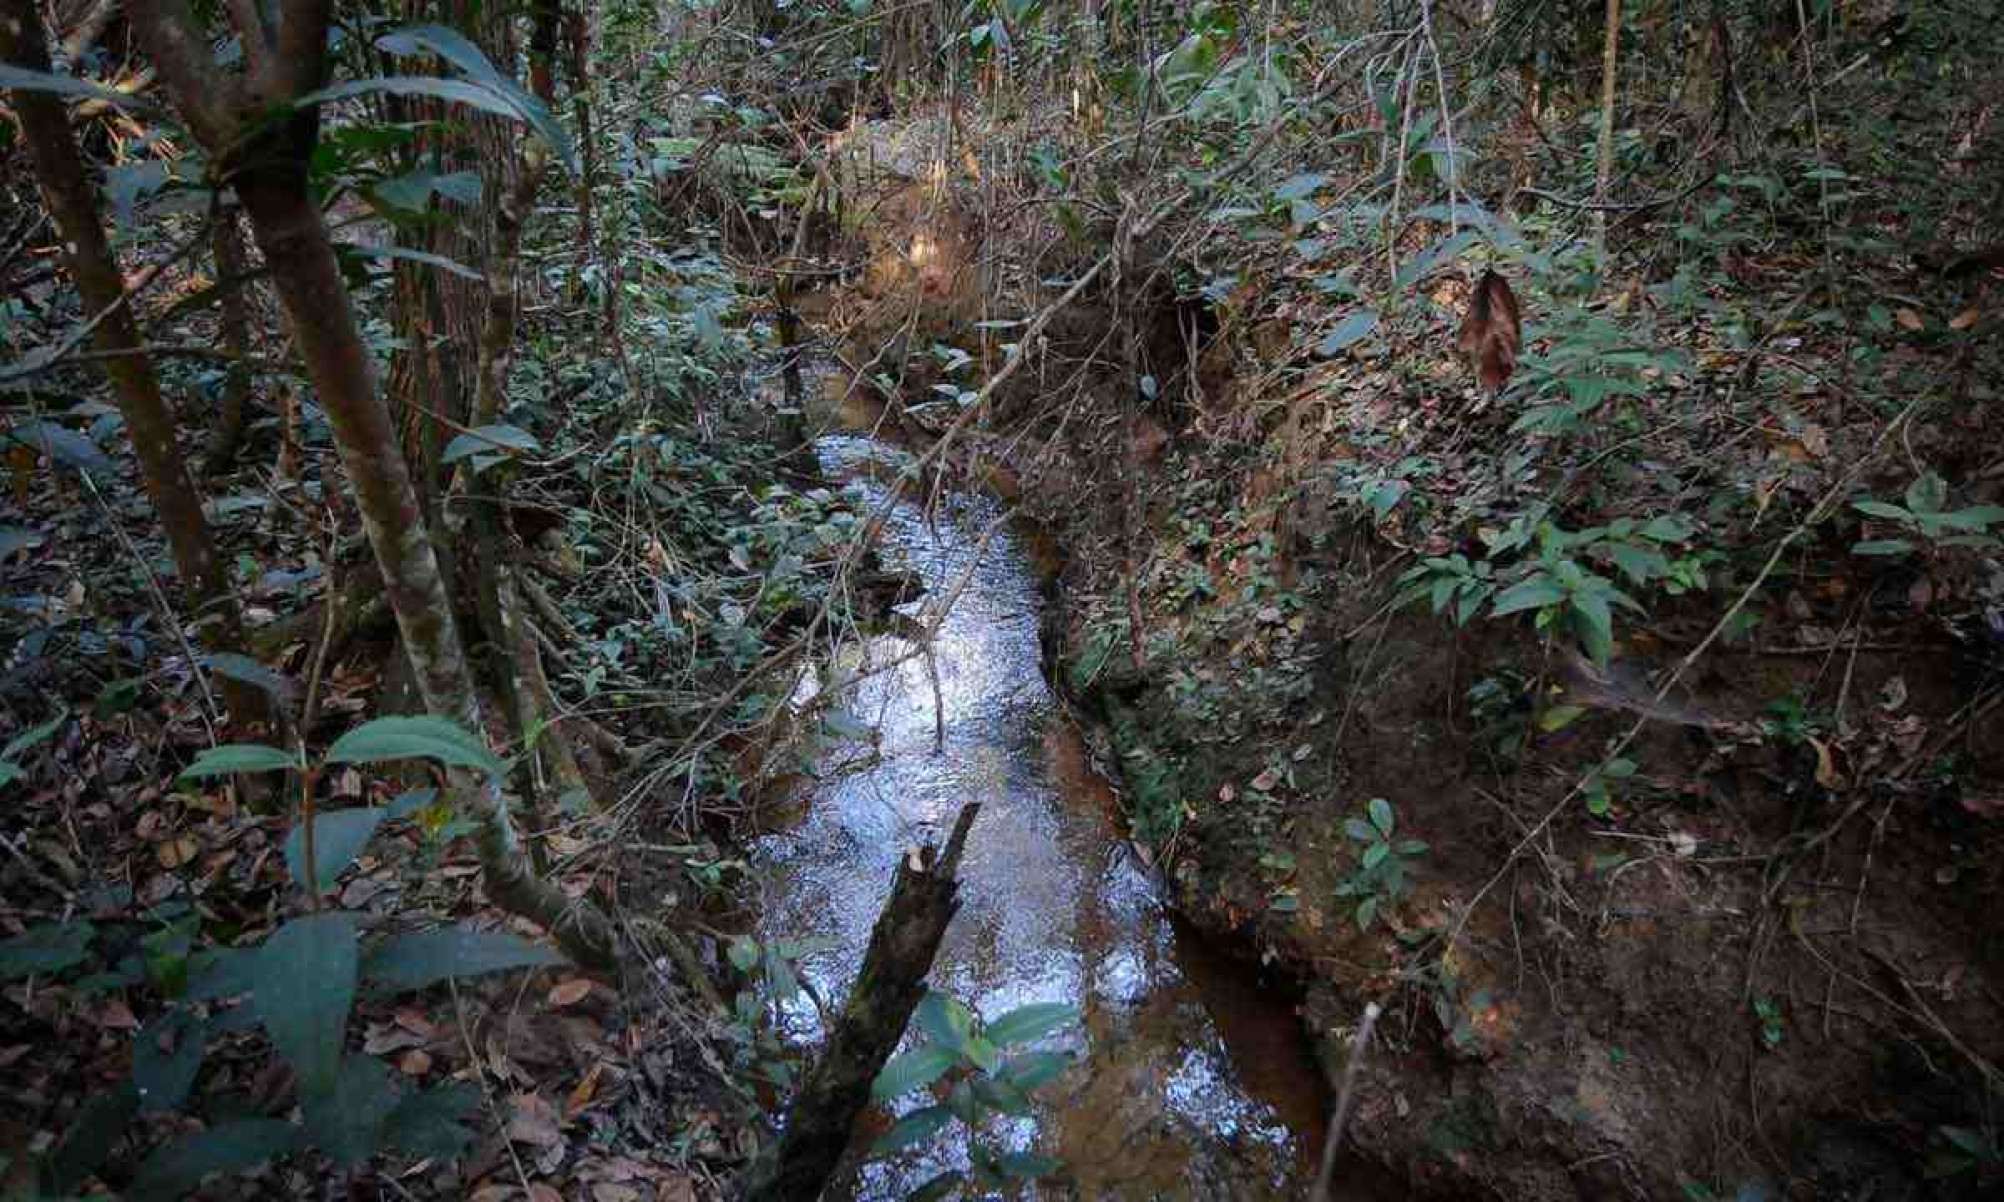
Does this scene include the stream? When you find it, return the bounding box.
[751,434,1348,1199]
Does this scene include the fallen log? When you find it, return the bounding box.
[747,802,981,1202]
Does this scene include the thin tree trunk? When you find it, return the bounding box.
[124,0,618,969]
[1593,0,1622,255]
[206,205,254,471]
[0,0,260,729]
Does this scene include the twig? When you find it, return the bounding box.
[1310,1000,1382,1202]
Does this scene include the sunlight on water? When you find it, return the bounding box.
[752,436,1322,1199]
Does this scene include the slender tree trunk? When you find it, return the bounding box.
[0,0,260,729]
[1593,0,1622,255]
[124,0,617,969]
[206,205,254,471]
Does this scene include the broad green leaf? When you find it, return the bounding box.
[385,1081,480,1161]
[0,920,95,980]
[0,63,132,105]
[996,1050,1069,1091]
[1362,841,1389,869]
[1570,588,1615,663]
[1637,514,1695,542]
[134,1010,205,1113]
[302,1055,402,1166]
[1342,818,1377,842]
[970,1075,1032,1115]
[1368,797,1395,836]
[1604,542,1669,585]
[254,913,358,1098]
[6,420,113,476]
[984,1002,1078,1048]
[185,946,256,1002]
[1490,576,1565,617]
[129,1119,302,1201]
[371,26,577,172]
[998,1151,1063,1179]
[1538,704,1586,732]
[1396,839,1430,856]
[284,806,391,895]
[916,991,975,1054]
[179,743,298,779]
[441,424,542,464]
[1315,309,1380,357]
[326,715,507,778]
[727,937,760,973]
[871,1104,951,1154]
[871,1043,958,1101]
[299,75,536,138]
[1852,500,1911,521]
[46,1083,139,1194]
[1905,472,1948,516]
[962,1035,1000,1073]
[360,925,563,992]
[1356,895,1379,929]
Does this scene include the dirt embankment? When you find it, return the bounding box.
[1033,405,2004,1200]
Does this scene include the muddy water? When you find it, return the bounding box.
[753,435,1338,1199]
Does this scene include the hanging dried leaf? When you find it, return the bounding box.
[1456,270,1522,393]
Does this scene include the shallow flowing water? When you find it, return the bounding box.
[752,435,1345,1199]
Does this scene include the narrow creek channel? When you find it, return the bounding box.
[751,434,1356,1199]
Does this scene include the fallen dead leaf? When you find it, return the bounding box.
[592,1185,640,1202]
[1950,307,1980,330]
[548,978,593,1008]
[155,835,199,870]
[98,999,138,1030]
[507,1092,563,1149]
[528,1185,563,1202]
[657,1175,696,1202]
[399,1049,432,1076]
[1895,307,1925,331]
[1808,737,1844,789]
[566,1062,605,1120]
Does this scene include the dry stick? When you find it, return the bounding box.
[1310,1000,1383,1202]
[1444,391,1930,952]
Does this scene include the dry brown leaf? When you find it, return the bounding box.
[154,834,198,870]
[548,978,593,1008]
[566,1062,605,1120]
[1456,270,1522,393]
[1895,307,1925,331]
[507,1093,563,1149]
[398,1049,432,1076]
[1950,307,1980,330]
[1807,737,1843,789]
[527,1184,563,1202]
[656,1173,696,1202]
[591,1185,640,1202]
[98,999,138,1030]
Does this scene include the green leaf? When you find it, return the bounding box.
[1356,896,1379,929]
[962,1035,1000,1073]
[46,1083,139,1194]
[872,1043,958,1101]
[1570,588,1615,663]
[1368,797,1395,836]
[302,1055,402,1166]
[371,26,577,173]
[1852,500,1911,521]
[984,1003,1077,1049]
[1,710,65,763]
[340,243,484,281]
[1361,841,1389,869]
[996,1050,1069,1091]
[970,1075,1033,1115]
[1905,472,1948,516]
[326,715,507,778]
[385,1081,480,1162]
[179,743,298,780]
[998,1151,1063,1179]
[360,925,563,993]
[871,1104,951,1154]
[129,1119,302,1201]
[134,1010,205,1113]
[0,920,95,980]
[726,937,760,973]
[915,991,975,1054]
[1342,818,1377,842]
[254,913,358,1099]
[1851,539,1914,557]
[1315,309,1380,357]
[1604,542,1669,585]
[285,806,391,895]
[1396,839,1430,856]
[1491,576,1566,617]
[1539,704,1586,732]
[441,423,542,464]
[0,64,133,105]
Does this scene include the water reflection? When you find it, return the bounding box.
[753,436,1320,1199]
